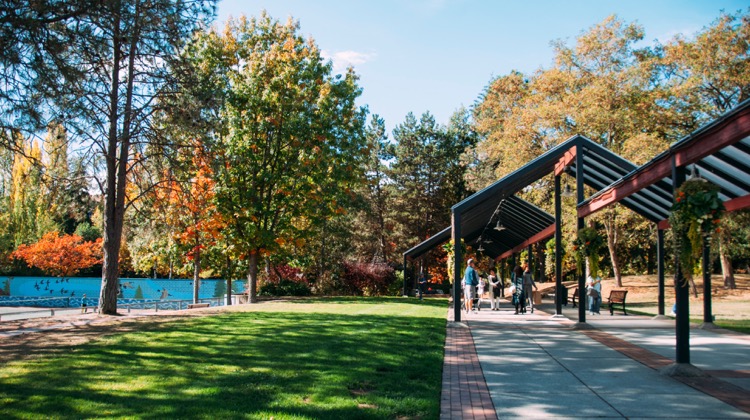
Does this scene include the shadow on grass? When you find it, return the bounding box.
[0,307,446,419]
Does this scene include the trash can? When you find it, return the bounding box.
[561,285,568,305]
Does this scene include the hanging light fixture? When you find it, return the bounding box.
[494,220,506,231]
[562,184,574,197]
[477,244,485,252]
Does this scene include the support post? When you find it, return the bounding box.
[402,255,409,297]
[577,145,586,323]
[703,237,714,325]
[672,159,690,364]
[452,210,462,322]
[657,228,665,316]
[555,174,563,315]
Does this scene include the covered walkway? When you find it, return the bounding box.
[441,298,750,419]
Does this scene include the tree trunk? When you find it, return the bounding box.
[536,244,545,282]
[98,13,123,316]
[247,250,258,303]
[226,255,233,306]
[720,242,736,289]
[604,211,622,287]
[192,249,200,304]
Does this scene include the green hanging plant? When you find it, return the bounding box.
[572,227,604,278]
[669,178,724,279]
[442,239,467,284]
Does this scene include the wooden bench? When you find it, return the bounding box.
[566,287,579,307]
[607,290,628,315]
[187,303,210,309]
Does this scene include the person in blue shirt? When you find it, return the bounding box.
[418,273,427,300]
[463,258,479,313]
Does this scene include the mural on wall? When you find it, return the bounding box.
[0,277,247,301]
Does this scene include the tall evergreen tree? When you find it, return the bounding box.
[54,0,216,314]
[350,115,394,263]
[390,109,477,260]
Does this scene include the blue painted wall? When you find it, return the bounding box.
[0,277,247,301]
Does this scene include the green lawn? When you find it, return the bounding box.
[0,297,448,419]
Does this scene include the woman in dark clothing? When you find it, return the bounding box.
[512,265,525,314]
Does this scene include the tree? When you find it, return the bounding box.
[658,9,750,121]
[211,14,368,303]
[12,232,102,278]
[9,136,58,245]
[716,210,750,289]
[0,0,100,136]
[161,141,223,303]
[349,115,394,263]
[473,16,672,286]
[389,109,477,270]
[54,0,216,314]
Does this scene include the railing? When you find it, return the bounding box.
[0,297,227,321]
[117,298,225,313]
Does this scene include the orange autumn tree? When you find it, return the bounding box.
[12,232,102,279]
[159,141,224,303]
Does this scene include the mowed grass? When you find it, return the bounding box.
[0,297,448,419]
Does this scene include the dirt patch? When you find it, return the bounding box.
[0,308,225,364]
[542,274,750,320]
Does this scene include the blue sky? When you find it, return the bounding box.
[216,0,747,131]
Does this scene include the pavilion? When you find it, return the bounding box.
[404,98,750,369]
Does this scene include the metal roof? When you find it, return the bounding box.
[403,227,451,260]
[406,135,668,261]
[580,98,750,222]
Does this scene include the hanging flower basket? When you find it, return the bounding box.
[669,178,724,276]
[572,227,604,278]
[442,239,467,284]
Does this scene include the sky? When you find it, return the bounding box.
[215,0,748,132]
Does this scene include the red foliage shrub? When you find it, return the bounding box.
[341,261,395,296]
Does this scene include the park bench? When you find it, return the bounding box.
[567,287,579,307]
[607,290,628,315]
[187,303,210,309]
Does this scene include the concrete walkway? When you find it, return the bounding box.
[441,298,750,419]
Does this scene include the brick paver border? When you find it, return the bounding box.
[440,319,497,420]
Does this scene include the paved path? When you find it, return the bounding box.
[441,298,750,419]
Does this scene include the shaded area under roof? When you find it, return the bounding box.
[580,98,750,222]
[406,135,672,261]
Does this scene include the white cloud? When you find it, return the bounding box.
[322,50,377,73]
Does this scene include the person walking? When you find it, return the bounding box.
[418,273,427,300]
[587,275,602,315]
[488,269,501,310]
[512,264,525,314]
[523,264,538,313]
[463,258,479,313]
[476,275,486,311]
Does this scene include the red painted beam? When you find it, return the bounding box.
[579,155,673,217]
[674,112,750,167]
[554,148,577,176]
[725,194,750,212]
[579,109,750,219]
[496,224,555,260]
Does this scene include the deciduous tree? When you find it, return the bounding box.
[212,14,367,302]
[12,231,102,278]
